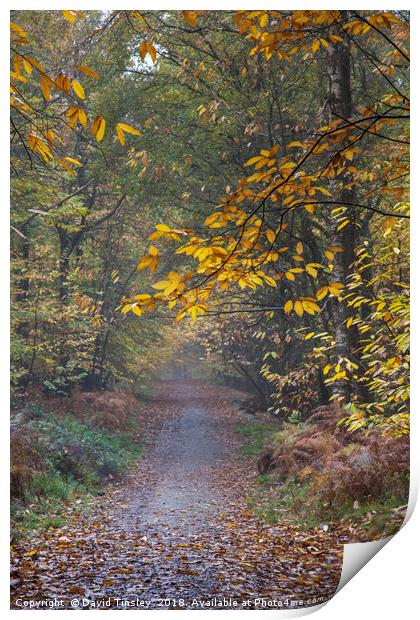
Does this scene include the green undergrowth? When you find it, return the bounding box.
[237,421,281,457]
[11,404,143,541]
[247,475,407,537]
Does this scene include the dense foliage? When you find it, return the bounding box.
[11,11,409,429]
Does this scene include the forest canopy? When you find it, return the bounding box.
[10,9,409,436]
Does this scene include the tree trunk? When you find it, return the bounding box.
[325,16,356,400]
[58,233,72,302]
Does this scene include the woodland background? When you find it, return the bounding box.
[10,10,409,543]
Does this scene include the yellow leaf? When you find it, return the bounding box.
[77,64,100,80]
[140,41,147,61]
[302,299,321,314]
[133,293,152,303]
[294,300,304,317]
[26,550,38,557]
[337,219,350,231]
[132,305,144,316]
[62,10,76,23]
[91,115,106,142]
[140,42,157,63]
[11,22,27,38]
[28,133,53,162]
[23,59,33,75]
[152,280,170,290]
[116,123,141,145]
[263,275,277,287]
[66,106,79,127]
[148,43,157,63]
[188,304,207,321]
[266,229,276,245]
[260,13,269,27]
[306,265,317,278]
[245,156,263,167]
[117,122,141,136]
[329,34,344,43]
[96,117,106,142]
[56,72,70,92]
[136,246,160,273]
[116,126,125,145]
[72,79,85,99]
[181,11,198,27]
[39,75,51,101]
[284,300,293,314]
[63,156,82,167]
[312,39,320,53]
[328,282,344,297]
[279,161,297,171]
[176,309,187,321]
[296,241,303,255]
[25,56,44,73]
[77,108,87,127]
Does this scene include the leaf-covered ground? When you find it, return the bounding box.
[10,382,343,610]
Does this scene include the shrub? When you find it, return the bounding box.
[10,415,46,501]
[10,405,142,506]
[251,404,410,527]
[307,434,409,513]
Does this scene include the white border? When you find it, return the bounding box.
[2,2,418,618]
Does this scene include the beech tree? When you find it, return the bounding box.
[10,10,409,435]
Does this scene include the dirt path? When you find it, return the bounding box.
[127,401,231,530]
[11,382,343,610]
